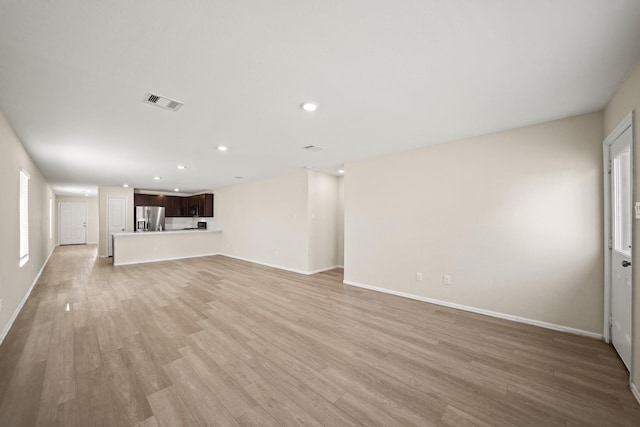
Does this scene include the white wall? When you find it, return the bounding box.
[0,110,56,343]
[308,171,339,272]
[98,186,134,257]
[215,170,342,274]
[215,171,310,273]
[604,58,640,388]
[57,196,99,244]
[344,112,604,334]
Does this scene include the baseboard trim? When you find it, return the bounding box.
[0,245,56,346]
[307,265,343,275]
[113,253,220,266]
[218,253,313,275]
[631,381,640,406]
[116,250,344,275]
[343,280,602,340]
[218,254,340,276]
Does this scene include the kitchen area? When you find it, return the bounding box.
[112,191,222,266]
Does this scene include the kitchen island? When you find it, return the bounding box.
[112,229,222,266]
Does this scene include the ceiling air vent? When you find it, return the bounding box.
[143,92,184,112]
[302,145,322,152]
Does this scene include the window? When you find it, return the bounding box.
[19,169,29,267]
[613,146,632,257]
[49,197,53,240]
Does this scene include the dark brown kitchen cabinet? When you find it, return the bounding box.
[148,195,165,207]
[188,193,214,217]
[165,196,188,217]
[134,192,213,217]
[134,193,150,207]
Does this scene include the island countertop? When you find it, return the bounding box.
[112,228,222,266]
[113,229,222,236]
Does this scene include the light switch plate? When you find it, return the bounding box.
[635,202,640,219]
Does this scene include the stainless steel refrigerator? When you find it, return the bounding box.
[135,206,165,231]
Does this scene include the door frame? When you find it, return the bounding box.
[603,111,633,346]
[58,201,88,245]
[107,196,127,257]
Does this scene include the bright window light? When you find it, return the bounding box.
[19,169,30,267]
[49,197,53,240]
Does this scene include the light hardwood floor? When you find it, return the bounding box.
[0,245,638,426]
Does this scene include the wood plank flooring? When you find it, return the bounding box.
[0,245,638,426]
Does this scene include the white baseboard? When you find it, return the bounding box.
[218,253,313,275]
[631,381,640,406]
[343,280,602,340]
[218,253,340,276]
[113,252,220,266]
[307,265,343,275]
[115,250,343,275]
[0,245,56,346]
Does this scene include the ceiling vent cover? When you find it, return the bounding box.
[302,145,322,152]
[144,93,184,112]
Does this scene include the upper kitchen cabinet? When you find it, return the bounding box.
[165,196,188,217]
[134,191,212,217]
[188,193,214,217]
[148,195,165,207]
[134,193,150,207]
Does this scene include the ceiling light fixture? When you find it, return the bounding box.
[154,176,161,180]
[338,169,344,174]
[174,188,179,192]
[217,146,228,152]
[177,165,186,170]
[301,101,318,112]
[123,184,129,188]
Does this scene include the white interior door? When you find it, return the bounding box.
[108,197,126,257]
[610,125,633,371]
[59,202,87,245]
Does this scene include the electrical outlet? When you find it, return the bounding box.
[416,272,423,281]
[443,274,451,285]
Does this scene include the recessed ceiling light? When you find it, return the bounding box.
[174,188,179,192]
[123,184,129,188]
[218,146,228,152]
[177,165,186,170]
[84,194,89,197]
[338,169,344,174]
[154,176,161,180]
[301,101,318,112]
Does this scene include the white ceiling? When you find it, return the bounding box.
[1,1,640,196]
